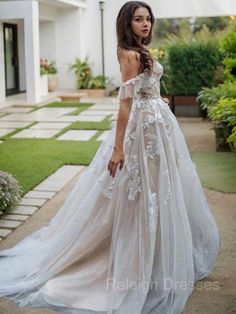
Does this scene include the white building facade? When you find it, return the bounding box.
[0,0,236,106]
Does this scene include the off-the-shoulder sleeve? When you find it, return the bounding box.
[117,77,137,100]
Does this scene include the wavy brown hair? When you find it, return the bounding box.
[116,1,155,73]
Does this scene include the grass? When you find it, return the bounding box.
[0,139,101,194]
[44,101,94,115]
[191,151,236,193]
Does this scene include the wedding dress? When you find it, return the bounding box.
[0,60,220,314]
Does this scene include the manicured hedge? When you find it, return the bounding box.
[168,42,222,95]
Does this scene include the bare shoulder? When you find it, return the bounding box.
[117,48,140,81]
[117,47,140,65]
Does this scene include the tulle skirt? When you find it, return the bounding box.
[0,96,220,313]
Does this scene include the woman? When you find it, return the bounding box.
[0,1,220,313]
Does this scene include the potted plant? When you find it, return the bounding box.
[69,57,110,97]
[47,61,58,92]
[40,61,48,96]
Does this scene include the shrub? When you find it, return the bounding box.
[0,171,22,216]
[168,41,222,95]
[197,81,236,111]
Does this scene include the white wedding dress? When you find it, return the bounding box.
[0,60,220,314]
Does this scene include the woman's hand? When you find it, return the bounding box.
[107,148,125,178]
[161,97,169,104]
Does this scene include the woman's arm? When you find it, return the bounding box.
[108,50,140,178]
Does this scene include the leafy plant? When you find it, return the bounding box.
[0,171,22,216]
[207,98,236,151]
[69,57,111,89]
[87,75,110,89]
[40,59,57,76]
[197,81,236,110]
[68,57,92,89]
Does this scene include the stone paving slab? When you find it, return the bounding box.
[0,108,75,122]
[79,110,115,116]
[0,228,12,238]
[87,104,119,111]
[96,131,110,141]
[0,121,32,129]
[10,205,38,215]
[12,129,59,139]
[57,130,97,141]
[70,115,106,122]
[24,191,56,199]
[34,165,84,192]
[0,106,35,113]
[30,122,71,130]
[1,214,29,221]
[19,197,47,207]
[0,114,35,121]
[0,220,22,229]
[0,129,15,137]
[29,108,75,119]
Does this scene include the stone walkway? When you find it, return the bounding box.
[0,98,235,313]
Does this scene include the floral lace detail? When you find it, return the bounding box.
[148,191,158,233]
[121,154,142,201]
[145,133,160,158]
[102,178,116,199]
[124,130,136,146]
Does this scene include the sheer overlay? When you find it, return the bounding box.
[0,60,220,314]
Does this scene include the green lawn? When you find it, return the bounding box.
[191,151,236,193]
[0,139,101,194]
[0,100,113,195]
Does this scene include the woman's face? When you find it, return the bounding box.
[131,7,152,40]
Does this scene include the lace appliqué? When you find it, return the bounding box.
[102,178,116,199]
[145,133,160,158]
[121,154,142,201]
[148,191,158,233]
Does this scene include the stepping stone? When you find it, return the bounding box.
[12,129,59,139]
[79,110,114,116]
[0,228,12,238]
[0,220,22,229]
[34,165,84,192]
[57,130,97,141]
[1,214,29,221]
[0,114,35,122]
[73,115,106,122]
[0,107,35,113]
[0,121,32,129]
[96,131,110,141]
[29,107,75,119]
[88,104,119,111]
[10,206,38,215]
[0,140,3,144]
[55,116,82,122]
[24,191,56,199]
[30,122,71,130]
[0,129,15,137]
[19,198,47,207]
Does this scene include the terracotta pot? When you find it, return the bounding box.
[48,74,57,92]
[40,74,48,96]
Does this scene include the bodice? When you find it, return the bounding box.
[118,60,163,101]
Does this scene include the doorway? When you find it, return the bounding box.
[3,23,19,96]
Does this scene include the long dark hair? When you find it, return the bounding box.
[116,1,155,73]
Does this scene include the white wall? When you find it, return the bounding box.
[0,23,5,102]
[39,21,56,62]
[55,7,82,89]
[18,20,26,91]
